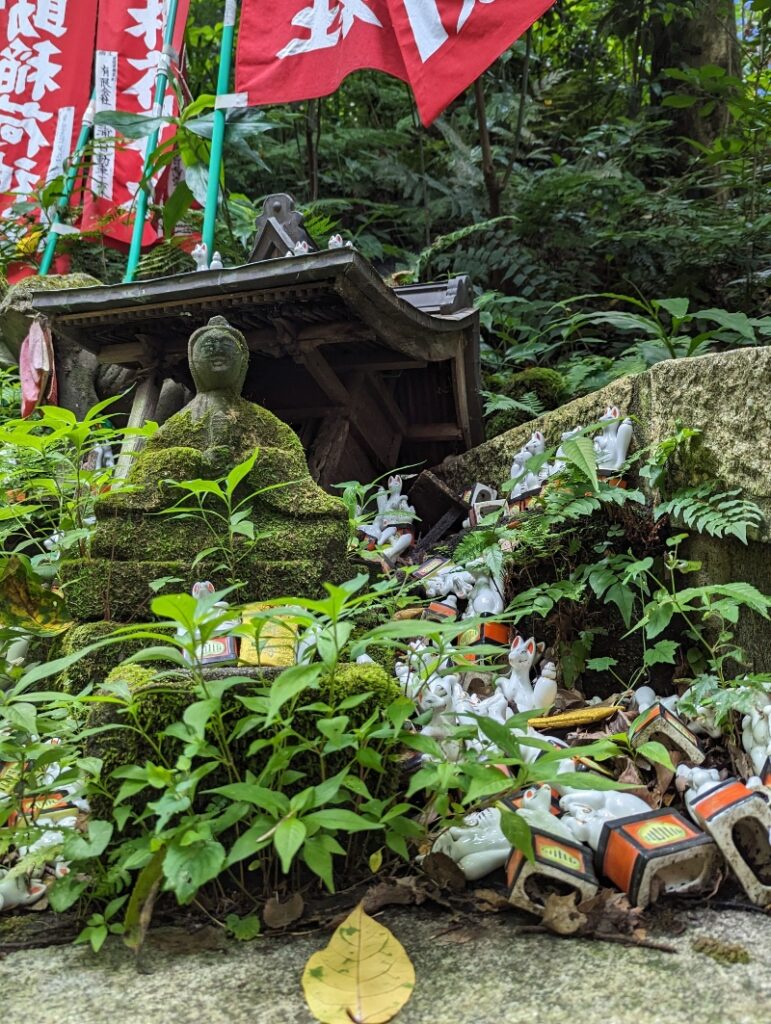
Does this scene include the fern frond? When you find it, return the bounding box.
[481,390,545,418]
[655,485,763,544]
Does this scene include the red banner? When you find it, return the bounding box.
[236,0,407,110]
[0,0,98,213]
[387,0,556,125]
[235,1,555,125]
[81,0,189,248]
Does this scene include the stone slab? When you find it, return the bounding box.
[2,905,770,1024]
[436,346,771,542]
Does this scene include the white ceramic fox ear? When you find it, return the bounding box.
[525,638,536,655]
[610,406,619,417]
[535,431,544,441]
[510,636,522,651]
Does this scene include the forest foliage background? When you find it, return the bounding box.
[4,0,770,430]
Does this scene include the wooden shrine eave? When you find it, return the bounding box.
[29,249,483,485]
[29,250,476,363]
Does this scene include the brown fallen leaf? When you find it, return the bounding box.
[433,925,481,945]
[540,892,588,936]
[553,688,586,712]
[471,887,512,913]
[263,892,305,930]
[727,740,754,781]
[421,852,467,893]
[362,878,426,915]
[650,761,676,808]
[578,889,644,938]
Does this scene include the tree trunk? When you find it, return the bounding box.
[650,0,739,148]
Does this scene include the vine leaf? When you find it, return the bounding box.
[302,903,415,1023]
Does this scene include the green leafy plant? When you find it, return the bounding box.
[157,451,278,587]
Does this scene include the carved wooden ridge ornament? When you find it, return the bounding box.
[250,194,317,262]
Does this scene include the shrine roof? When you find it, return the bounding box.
[27,249,479,367]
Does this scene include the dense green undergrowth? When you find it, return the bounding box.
[2,373,770,947]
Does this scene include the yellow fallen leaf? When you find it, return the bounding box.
[529,705,623,729]
[302,903,415,1024]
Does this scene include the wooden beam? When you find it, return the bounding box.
[114,374,161,479]
[308,414,351,484]
[405,424,464,442]
[298,321,374,343]
[300,348,350,406]
[330,355,427,372]
[272,404,337,420]
[96,342,145,365]
[366,374,408,437]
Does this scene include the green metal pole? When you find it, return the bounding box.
[38,93,96,277]
[123,0,182,283]
[201,0,238,262]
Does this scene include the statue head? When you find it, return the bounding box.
[188,315,249,395]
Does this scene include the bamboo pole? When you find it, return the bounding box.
[201,0,238,263]
[123,0,182,284]
[38,93,96,277]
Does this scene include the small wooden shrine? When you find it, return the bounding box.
[29,201,482,486]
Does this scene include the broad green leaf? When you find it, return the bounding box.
[635,741,675,771]
[655,297,689,320]
[498,808,534,862]
[586,657,618,671]
[225,450,259,497]
[302,835,336,891]
[274,818,307,874]
[62,820,113,861]
[267,665,321,723]
[303,809,381,833]
[225,913,261,941]
[162,839,226,904]
[92,110,171,137]
[209,782,288,818]
[643,641,679,666]
[695,308,755,341]
[662,94,699,108]
[183,698,219,739]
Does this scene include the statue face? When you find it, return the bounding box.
[191,330,242,391]
[187,316,249,397]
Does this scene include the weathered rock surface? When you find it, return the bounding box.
[436,346,771,669]
[439,347,771,535]
[2,905,770,1024]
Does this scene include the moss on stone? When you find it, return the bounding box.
[58,559,191,621]
[486,367,567,438]
[319,662,400,717]
[692,936,750,965]
[105,663,157,688]
[58,553,351,622]
[0,273,101,353]
[437,372,643,494]
[82,390,351,620]
[59,620,176,693]
[85,674,195,819]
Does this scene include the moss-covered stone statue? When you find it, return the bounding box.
[59,316,350,620]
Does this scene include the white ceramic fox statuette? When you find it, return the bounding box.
[496,636,538,708]
[594,406,633,474]
[510,431,547,499]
